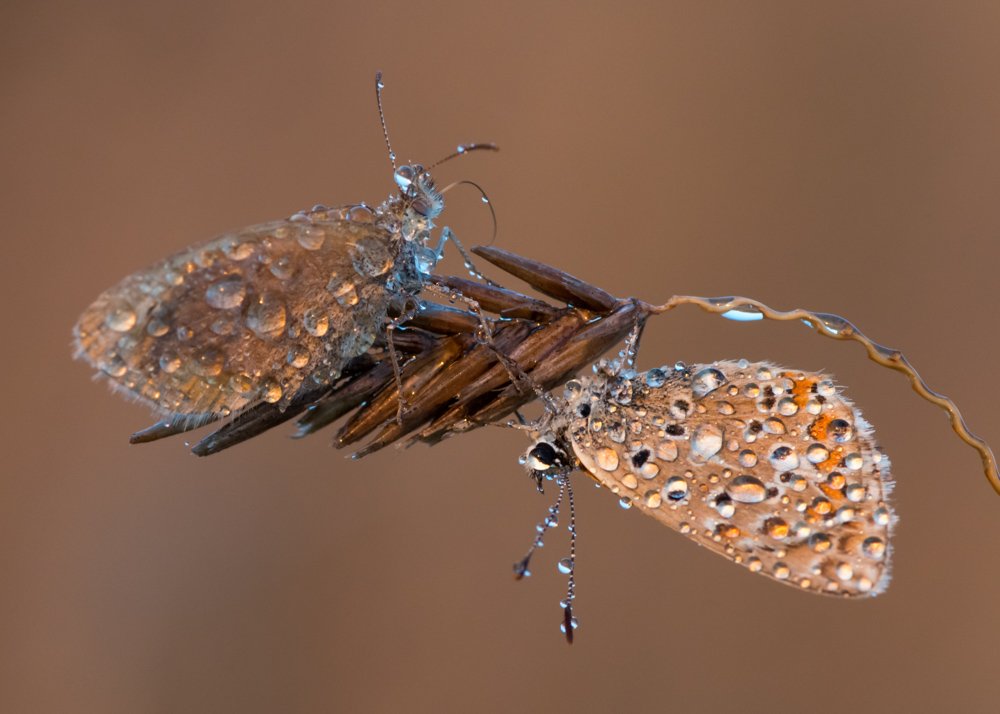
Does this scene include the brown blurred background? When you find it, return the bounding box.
[4,1,1000,712]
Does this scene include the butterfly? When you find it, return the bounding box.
[526,359,895,597]
[73,74,496,429]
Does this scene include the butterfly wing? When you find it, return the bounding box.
[567,360,895,596]
[74,214,405,424]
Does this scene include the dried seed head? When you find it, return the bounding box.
[525,359,897,597]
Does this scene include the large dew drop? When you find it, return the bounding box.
[727,475,767,503]
[691,367,727,397]
[247,292,287,337]
[205,277,247,309]
[690,424,723,460]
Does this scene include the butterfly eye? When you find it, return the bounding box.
[527,441,561,471]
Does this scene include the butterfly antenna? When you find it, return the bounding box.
[560,474,578,644]
[427,143,499,172]
[512,470,579,644]
[440,179,499,247]
[374,72,396,172]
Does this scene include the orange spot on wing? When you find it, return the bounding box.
[791,375,817,408]
[809,413,833,440]
[817,446,845,474]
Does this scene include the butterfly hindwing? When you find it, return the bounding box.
[564,360,895,596]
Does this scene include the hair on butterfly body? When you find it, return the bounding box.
[73,73,497,430]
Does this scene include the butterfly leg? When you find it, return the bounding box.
[385,297,422,426]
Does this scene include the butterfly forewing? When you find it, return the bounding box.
[74,210,408,424]
[565,360,895,596]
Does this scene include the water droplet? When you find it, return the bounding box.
[738,449,758,468]
[773,562,790,579]
[351,236,393,277]
[777,398,799,416]
[828,419,854,442]
[270,256,295,280]
[806,443,830,464]
[223,241,255,261]
[247,292,287,337]
[618,498,632,510]
[826,472,846,490]
[844,483,866,502]
[727,475,767,503]
[639,462,659,479]
[656,442,678,462]
[210,318,236,336]
[690,424,723,460]
[146,319,169,337]
[644,368,667,388]
[104,305,136,332]
[644,490,662,508]
[261,379,283,403]
[747,557,763,572]
[691,367,727,397]
[862,537,886,559]
[763,417,786,435]
[769,445,800,471]
[620,473,638,489]
[557,558,574,574]
[297,226,326,250]
[330,281,359,307]
[192,348,223,376]
[595,448,619,471]
[844,453,864,471]
[159,352,181,373]
[205,276,246,309]
[764,517,789,539]
[809,533,832,552]
[287,348,310,368]
[301,307,329,337]
[721,305,764,321]
[714,495,735,518]
[347,205,374,222]
[811,497,832,515]
[662,476,689,501]
[873,507,891,526]
[835,506,855,523]
[176,326,194,341]
[229,373,254,394]
[102,354,127,377]
[815,313,849,335]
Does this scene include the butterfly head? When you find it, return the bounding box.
[394,164,444,220]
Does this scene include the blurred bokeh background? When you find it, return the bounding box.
[4,2,1000,712]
